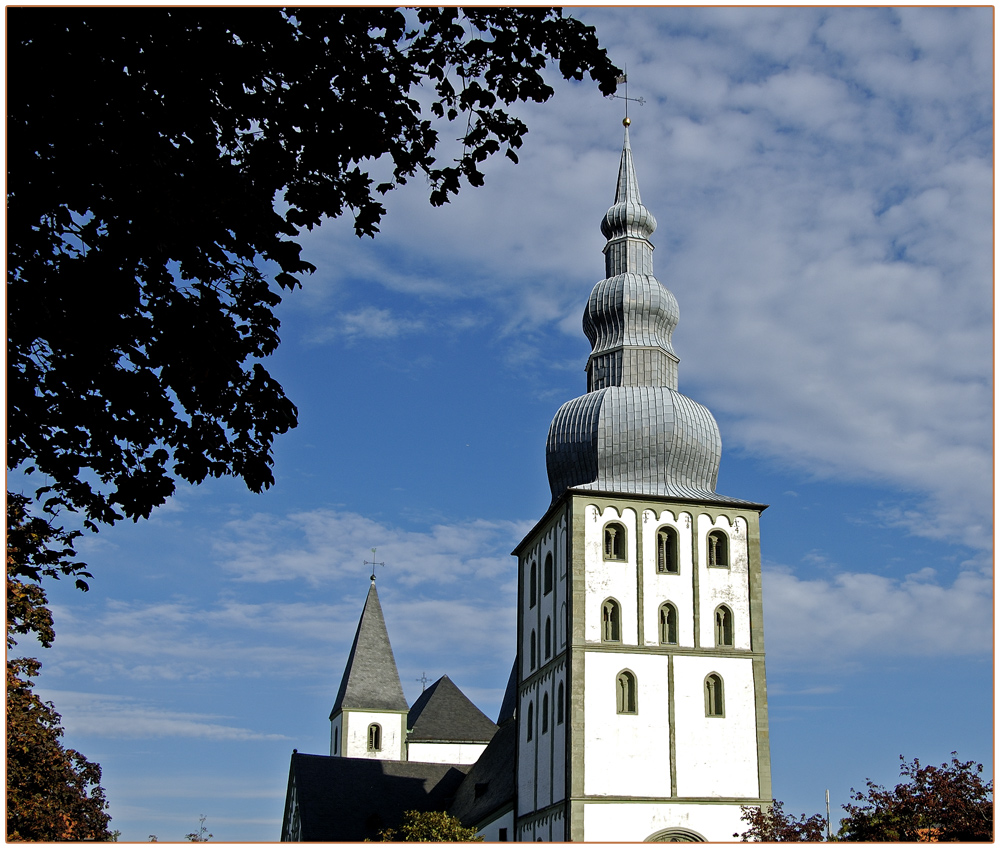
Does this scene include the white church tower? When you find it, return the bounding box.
[511,121,772,842]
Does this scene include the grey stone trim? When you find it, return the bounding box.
[569,496,587,841]
[576,643,763,659]
[691,521,701,649]
[745,511,773,801]
[668,654,676,797]
[571,795,772,805]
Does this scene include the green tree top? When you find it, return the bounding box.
[374,810,482,842]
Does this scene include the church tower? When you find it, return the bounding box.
[328,579,409,761]
[512,123,772,842]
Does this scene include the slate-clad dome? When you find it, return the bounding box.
[546,126,745,504]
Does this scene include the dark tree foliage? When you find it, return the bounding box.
[8,8,620,532]
[735,800,828,842]
[376,810,482,842]
[839,754,993,842]
[6,500,113,842]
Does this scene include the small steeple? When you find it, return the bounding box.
[330,581,408,717]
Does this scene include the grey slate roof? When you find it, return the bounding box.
[407,675,498,743]
[283,752,470,842]
[448,720,517,828]
[496,659,517,726]
[330,582,408,716]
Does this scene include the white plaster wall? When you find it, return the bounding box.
[672,655,759,798]
[697,514,751,650]
[406,741,488,765]
[583,801,749,842]
[641,508,694,647]
[475,808,514,842]
[519,810,564,842]
[585,505,639,644]
[534,676,553,809]
[342,710,405,760]
[517,685,538,812]
[552,668,567,803]
[522,509,569,677]
[582,651,672,798]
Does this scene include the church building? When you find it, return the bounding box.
[280,121,772,843]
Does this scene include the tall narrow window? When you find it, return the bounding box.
[542,693,549,734]
[656,526,679,574]
[543,552,553,595]
[715,605,733,647]
[530,630,537,669]
[526,701,534,741]
[616,670,637,714]
[333,727,339,755]
[529,561,537,607]
[367,723,382,751]
[604,522,626,561]
[658,602,678,645]
[557,682,564,725]
[707,530,729,567]
[705,674,724,717]
[545,617,552,659]
[601,598,621,642]
[559,603,567,647]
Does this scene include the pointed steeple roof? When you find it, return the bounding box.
[330,581,408,716]
[407,676,497,743]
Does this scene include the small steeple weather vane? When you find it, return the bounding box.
[607,68,645,126]
[364,548,385,582]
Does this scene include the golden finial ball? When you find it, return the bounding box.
[623,117,631,127]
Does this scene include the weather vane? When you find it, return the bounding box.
[364,548,385,582]
[607,68,645,126]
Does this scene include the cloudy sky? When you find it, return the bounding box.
[14,6,993,841]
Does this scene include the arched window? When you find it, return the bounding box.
[333,727,339,755]
[526,701,534,741]
[705,673,724,717]
[714,605,733,647]
[529,561,537,607]
[542,693,549,734]
[616,670,637,714]
[604,521,626,561]
[559,602,567,647]
[545,617,552,659]
[601,598,621,642]
[557,682,564,725]
[543,552,553,595]
[530,630,537,669]
[658,602,678,645]
[656,526,679,574]
[367,723,382,751]
[707,529,729,567]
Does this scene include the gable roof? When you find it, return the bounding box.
[330,582,408,716]
[407,675,498,743]
[283,752,471,842]
[448,719,517,828]
[496,658,517,725]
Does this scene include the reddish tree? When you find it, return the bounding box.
[839,754,993,842]
[735,800,828,842]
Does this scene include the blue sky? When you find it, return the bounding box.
[11,6,993,842]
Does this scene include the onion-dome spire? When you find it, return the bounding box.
[545,125,753,506]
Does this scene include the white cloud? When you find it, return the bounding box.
[213,508,530,587]
[34,690,289,741]
[762,562,992,667]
